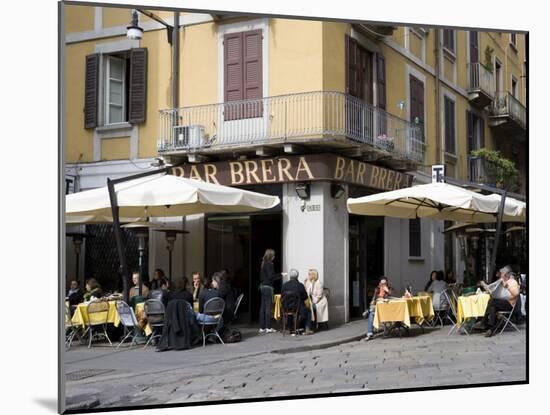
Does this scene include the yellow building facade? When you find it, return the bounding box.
[64,3,527,323]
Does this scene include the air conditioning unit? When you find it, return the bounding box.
[173,125,205,148]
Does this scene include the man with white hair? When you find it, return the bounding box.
[281,269,313,335]
[478,265,520,337]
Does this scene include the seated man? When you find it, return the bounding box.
[66,280,83,316]
[196,273,222,325]
[66,280,83,306]
[129,271,149,302]
[477,265,520,337]
[281,269,313,335]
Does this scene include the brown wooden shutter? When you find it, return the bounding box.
[243,29,263,118]
[128,48,147,124]
[84,54,99,129]
[466,110,475,154]
[224,32,244,120]
[345,35,358,97]
[469,31,479,63]
[479,117,485,148]
[376,54,386,110]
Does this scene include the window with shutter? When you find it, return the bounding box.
[444,96,456,154]
[410,75,425,140]
[469,31,479,63]
[84,54,99,129]
[443,29,455,53]
[128,48,147,124]
[224,30,263,121]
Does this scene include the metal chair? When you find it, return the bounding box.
[494,301,521,335]
[116,301,141,349]
[233,293,244,322]
[85,300,112,348]
[431,288,452,327]
[148,290,164,301]
[281,292,301,336]
[447,291,465,336]
[200,297,225,347]
[65,303,80,350]
[143,299,165,349]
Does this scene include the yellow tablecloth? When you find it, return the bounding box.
[456,293,490,324]
[373,299,410,329]
[373,296,434,329]
[71,301,120,327]
[273,294,314,322]
[407,295,435,325]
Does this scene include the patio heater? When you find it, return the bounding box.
[121,222,164,296]
[66,232,92,288]
[154,228,189,287]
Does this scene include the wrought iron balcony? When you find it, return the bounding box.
[467,63,495,108]
[489,92,526,136]
[158,91,425,164]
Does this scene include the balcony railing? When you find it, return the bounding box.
[490,92,526,129]
[158,91,425,163]
[467,62,495,100]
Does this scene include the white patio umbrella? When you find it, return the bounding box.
[346,182,525,223]
[66,173,280,218]
[65,215,145,224]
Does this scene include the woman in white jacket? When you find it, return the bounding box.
[305,269,329,327]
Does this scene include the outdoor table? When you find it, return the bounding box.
[273,294,314,322]
[373,295,434,330]
[448,293,490,335]
[456,293,490,324]
[71,301,120,327]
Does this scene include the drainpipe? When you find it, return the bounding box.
[434,29,442,164]
[172,12,180,110]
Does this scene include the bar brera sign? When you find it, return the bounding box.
[170,154,412,191]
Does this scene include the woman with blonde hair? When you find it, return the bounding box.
[258,248,287,334]
[305,269,329,329]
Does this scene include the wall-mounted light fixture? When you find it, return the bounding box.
[126,10,144,40]
[295,183,310,200]
[331,183,345,199]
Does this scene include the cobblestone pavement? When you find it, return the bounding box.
[64,323,526,410]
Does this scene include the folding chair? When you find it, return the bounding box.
[65,303,80,350]
[148,290,164,301]
[494,301,521,335]
[233,293,244,322]
[116,301,141,349]
[143,299,165,349]
[200,297,225,347]
[431,288,454,327]
[447,291,464,336]
[85,300,112,348]
[281,292,301,336]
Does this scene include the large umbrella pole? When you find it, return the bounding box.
[107,178,130,301]
[488,191,507,281]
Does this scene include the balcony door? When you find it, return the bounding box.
[346,35,374,142]
[409,75,425,140]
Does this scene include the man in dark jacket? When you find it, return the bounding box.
[281,269,313,335]
[66,280,84,306]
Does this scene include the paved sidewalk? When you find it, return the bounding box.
[64,321,527,411]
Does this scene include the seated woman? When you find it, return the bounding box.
[83,278,103,301]
[424,270,438,292]
[427,271,448,309]
[305,269,329,329]
[365,276,392,340]
[196,273,222,325]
